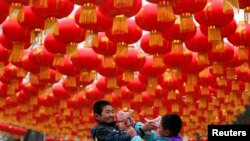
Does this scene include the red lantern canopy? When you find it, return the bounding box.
[172,0,207,32]
[31,0,74,35]
[194,0,234,42]
[135,3,175,47]
[126,75,146,102]
[106,19,142,57]
[2,20,31,62]
[115,47,146,82]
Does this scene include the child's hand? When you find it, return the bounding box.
[141,122,155,131]
[126,126,137,137]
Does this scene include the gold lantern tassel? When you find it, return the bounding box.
[240,62,249,72]
[116,42,128,57]
[134,93,142,102]
[114,0,132,8]
[185,95,193,103]
[201,86,209,96]
[104,93,112,101]
[39,66,50,80]
[112,15,128,35]
[157,1,175,22]
[226,67,235,80]
[0,62,4,75]
[9,3,24,22]
[163,69,173,81]
[187,73,197,86]
[66,76,76,87]
[212,62,224,75]
[232,80,239,91]
[208,26,221,42]
[85,30,98,47]
[197,52,209,65]
[53,54,65,66]
[107,77,117,88]
[154,99,162,107]
[223,0,234,13]
[171,40,183,54]
[122,69,134,82]
[114,88,121,97]
[185,83,194,92]
[30,28,42,44]
[217,77,227,87]
[9,42,24,63]
[199,98,206,109]
[59,100,67,109]
[227,0,239,8]
[148,77,158,88]
[173,68,182,79]
[167,90,176,100]
[217,89,225,98]
[45,17,59,35]
[66,42,78,57]
[17,67,26,77]
[238,45,248,61]
[80,3,97,24]
[244,7,250,23]
[180,13,195,32]
[122,100,130,108]
[199,67,209,78]
[149,30,163,47]
[55,70,62,81]
[30,0,48,8]
[172,102,179,113]
[153,54,164,68]
[212,40,224,53]
[30,73,39,85]
[103,56,115,68]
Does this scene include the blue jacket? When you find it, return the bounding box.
[91,122,143,141]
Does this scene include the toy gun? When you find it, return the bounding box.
[144,115,162,127]
[117,109,134,126]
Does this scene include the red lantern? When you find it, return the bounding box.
[0,0,9,23]
[172,0,207,32]
[0,43,10,69]
[115,47,146,82]
[86,85,104,101]
[0,82,8,98]
[96,76,114,93]
[139,56,167,76]
[53,83,70,100]
[54,18,86,57]
[20,82,39,96]
[126,76,146,93]
[194,0,234,42]
[135,4,175,47]
[57,56,81,76]
[31,0,74,35]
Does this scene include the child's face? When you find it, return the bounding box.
[95,105,114,123]
[157,121,170,137]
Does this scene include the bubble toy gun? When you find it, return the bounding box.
[117,109,134,126]
[144,115,162,127]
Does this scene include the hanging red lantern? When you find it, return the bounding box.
[139,56,167,76]
[31,0,74,35]
[106,19,142,57]
[99,0,142,35]
[96,76,114,93]
[0,43,10,72]
[2,20,31,62]
[75,7,112,47]
[115,47,146,82]
[172,0,207,32]
[135,3,175,47]
[53,83,70,100]
[194,0,234,42]
[185,27,213,65]
[198,68,216,86]
[20,82,39,96]
[0,82,8,98]
[16,90,30,103]
[86,85,104,101]
[54,18,86,57]
[208,42,234,63]
[158,74,184,91]
[92,33,117,68]
[126,75,146,102]
[57,56,81,76]
[63,75,94,92]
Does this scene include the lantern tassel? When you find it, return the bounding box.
[30,0,48,8]
[30,28,42,44]
[85,30,98,47]
[171,40,183,54]
[9,3,24,22]
[80,3,97,24]
[55,70,62,81]
[39,66,50,80]
[66,76,76,87]
[53,54,65,67]
[197,52,209,65]
[172,103,179,113]
[9,42,24,63]
[116,42,128,57]
[167,90,176,100]
[153,54,164,68]
[213,62,224,75]
[122,69,134,82]
[149,30,163,47]
[0,62,4,75]
[66,42,78,57]
[114,0,133,8]
[238,45,248,61]
[107,77,117,88]
[17,68,26,77]
[103,56,115,68]
[157,2,175,22]
[227,0,239,9]
[180,13,195,32]
[223,0,234,13]
[112,15,128,35]
[45,17,59,35]
[244,7,250,23]
[212,40,224,52]
[134,93,142,102]
[208,26,221,42]
[30,73,39,85]
[226,67,235,80]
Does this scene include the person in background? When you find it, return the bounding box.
[90,100,153,141]
[143,113,183,141]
